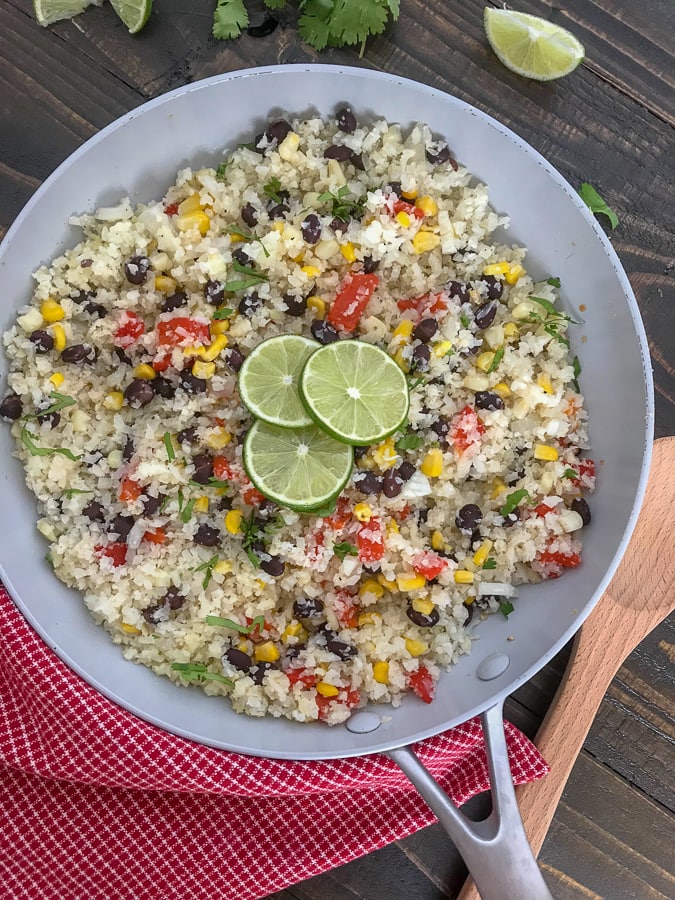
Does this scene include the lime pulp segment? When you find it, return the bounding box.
[33,0,102,26]
[484,8,585,81]
[110,0,152,33]
[238,335,320,428]
[243,420,354,512]
[299,340,409,446]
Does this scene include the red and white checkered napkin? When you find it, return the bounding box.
[0,585,549,900]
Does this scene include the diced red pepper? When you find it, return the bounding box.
[327,272,379,332]
[538,548,581,569]
[286,667,319,689]
[305,530,325,564]
[152,353,172,372]
[323,497,351,531]
[242,485,265,507]
[450,405,485,455]
[392,198,425,221]
[143,527,167,545]
[344,688,361,709]
[395,503,412,522]
[533,502,555,518]
[114,311,145,349]
[213,456,236,481]
[156,317,211,348]
[315,686,361,720]
[164,202,179,216]
[357,517,385,563]
[396,291,448,320]
[95,542,127,568]
[334,590,359,629]
[567,458,596,488]
[412,551,449,580]
[408,666,435,704]
[118,477,142,502]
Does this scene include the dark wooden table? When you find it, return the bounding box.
[2,1,673,897]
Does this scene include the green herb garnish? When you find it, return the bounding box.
[486,346,504,374]
[263,176,283,204]
[562,468,578,479]
[180,498,196,523]
[163,431,175,462]
[63,488,93,499]
[21,426,79,461]
[499,600,514,619]
[395,429,424,452]
[240,511,283,568]
[572,355,581,392]
[309,496,339,518]
[482,558,497,570]
[223,260,269,293]
[213,306,235,320]
[205,614,265,634]
[159,495,171,513]
[547,276,561,288]
[317,185,366,222]
[192,554,219,588]
[334,541,359,561]
[406,374,426,392]
[460,313,470,329]
[215,161,232,180]
[526,296,580,348]
[171,662,233,686]
[578,183,619,230]
[499,489,530,518]
[44,551,54,568]
[224,223,270,258]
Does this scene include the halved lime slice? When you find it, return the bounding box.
[242,420,354,512]
[238,335,320,428]
[33,0,101,27]
[484,8,585,81]
[110,0,152,33]
[299,341,409,446]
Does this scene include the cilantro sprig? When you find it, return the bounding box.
[527,296,580,348]
[205,614,265,633]
[21,426,79,461]
[193,554,219,588]
[499,601,514,619]
[240,511,282,568]
[395,429,424,452]
[223,259,269,293]
[578,183,619,230]
[224,223,270,258]
[171,662,233,686]
[499,489,530,518]
[334,541,358,561]
[317,185,366,222]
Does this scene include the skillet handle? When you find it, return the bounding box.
[386,701,553,900]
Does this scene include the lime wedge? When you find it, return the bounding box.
[299,341,409,446]
[242,420,354,512]
[33,0,101,26]
[110,0,152,33]
[238,335,320,429]
[484,8,585,81]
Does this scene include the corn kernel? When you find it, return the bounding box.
[491,479,506,499]
[177,193,202,215]
[493,382,511,398]
[386,518,399,536]
[120,623,142,635]
[392,320,414,343]
[537,373,554,395]
[454,569,475,585]
[278,131,300,161]
[397,574,427,592]
[372,437,398,469]
[316,682,340,698]
[205,426,232,450]
[225,509,242,534]
[103,391,125,411]
[306,295,325,318]
[176,210,210,236]
[405,638,429,657]
[421,448,443,478]
[254,641,280,663]
[392,348,410,373]
[237,640,251,653]
[416,195,438,216]
[40,298,65,323]
[372,661,390,684]
[358,579,385,600]
[193,496,209,514]
[281,620,307,643]
[401,188,417,201]
[154,275,177,293]
[463,373,490,392]
[434,340,453,358]
[411,597,434,615]
[301,265,321,279]
[377,573,398,591]
[314,239,339,260]
[473,539,494,567]
[476,351,496,372]
[340,242,357,263]
[482,262,510,277]
[211,318,230,335]
[133,363,157,380]
[192,360,216,379]
[201,333,229,361]
[395,211,411,228]
[431,530,445,551]
[52,324,67,352]
[213,560,233,575]
[505,264,526,285]
[49,372,65,389]
[271,221,285,234]
[534,444,559,462]
[358,611,382,627]
[411,231,441,254]
[353,502,373,523]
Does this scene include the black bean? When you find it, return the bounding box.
[412,318,438,343]
[224,647,252,672]
[382,468,405,498]
[251,661,276,684]
[122,437,134,462]
[85,302,108,318]
[124,255,151,285]
[470,528,482,551]
[293,597,324,620]
[455,503,483,533]
[247,14,277,37]
[259,554,285,577]
[177,426,197,445]
[326,636,358,661]
[385,181,402,197]
[232,247,252,267]
[71,289,96,304]
[447,280,470,303]
[195,524,220,547]
[114,347,133,366]
[474,299,498,330]
[426,144,458,169]
[482,275,504,300]
[204,280,225,306]
[336,107,357,133]
[324,144,352,162]
[29,330,54,353]
[0,393,22,421]
[225,346,245,372]
[362,256,380,274]
[153,376,176,399]
[283,293,307,317]
[353,445,369,460]
[161,291,187,313]
[310,319,340,344]
[267,191,290,218]
[36,410,60,428]
[82,500,105,523]
[142,493,163,516]
[411,343,431,371]
[241,203,258,227]
[406,601,440,628]
[109,514,134,540]
[162,587,185,610]
[301,214,322,244]
[350,152,365,171]
[124,379,155,408]
[142,603,166,625]
[266,119,292,144]
[191,453,214,485]
[286,642,306,660]
[331,217,349,235]
[218,496,233,512]
[430,418,450,447]
[463,601,475,626]
[179,371,207,394]
[353,471,383,494]
[571,497,592,526]
[61,343,95,364]
[498,509,520,529]
[397,461,416,482]
[80,258,93,268]
[475,391,504,411]
[238,292,263,317]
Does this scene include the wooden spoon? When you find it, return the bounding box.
[458,436,675,900]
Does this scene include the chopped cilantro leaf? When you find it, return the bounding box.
[163,431,175,462]
[263,176,283,204]
[21,426,79,461]
[316,185,366,222]
[334,541,358,561]
[578,183,619,230]
[224,223,270,258]
[563,468,578,479]
[547,276,561,288]
[63,488,93,499]
[499,600,514,619]
[192,554,219,588]
[499,489,529,518]
[171,662,233,686]
[215,161,231,181]
[482,558,497,570]
[486,345,504,374]
[212,0,248,40]
[213,306,234,320]
[180,498,196,523]
[460,313,470,329]
[572,355,581,392]
[395,430,424,451]
[205,614,265,633]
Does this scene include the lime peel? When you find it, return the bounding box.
[110,0,152,33]
[32,0,103,27]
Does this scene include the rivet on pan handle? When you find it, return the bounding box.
[386,701,553,900]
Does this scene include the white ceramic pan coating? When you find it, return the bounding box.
[0,66,653,898]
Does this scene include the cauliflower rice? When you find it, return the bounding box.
[0,111,595,724]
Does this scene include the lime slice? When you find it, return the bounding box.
[110,0,152,33]
[484,8,585,81]
[238,335,320,428]
[33,0,101,26]
[242,420,354,512]
[299,341,409,446]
